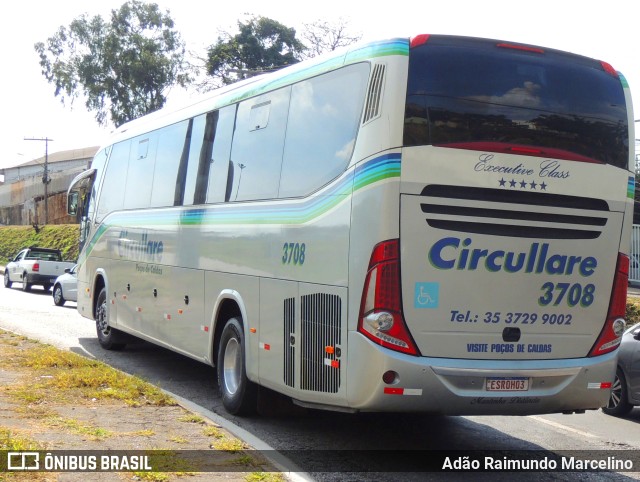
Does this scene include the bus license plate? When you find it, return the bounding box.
[485,377,530,392]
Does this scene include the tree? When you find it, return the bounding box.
[34,1,191,127]
[205,16,306,87]
[300,18,362,59]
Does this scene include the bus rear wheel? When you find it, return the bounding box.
[95,288,126,350]
[217,317,257,415]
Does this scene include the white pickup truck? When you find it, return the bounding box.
[4,247,76,292]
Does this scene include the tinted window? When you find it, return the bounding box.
[151,120,191,207]
[279,63,369,198]
[229,87,291,201]
[183,115,206,205]
[206,105,236,203]
[404,36,629,168]
[87,147,110,222]
[123,134,158,209]
[96,140,130,221]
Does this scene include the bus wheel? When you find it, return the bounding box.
[217,317,257,415]
[95,288,126,350]
[603,368,633,416]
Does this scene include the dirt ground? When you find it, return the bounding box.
[0,330,283,482]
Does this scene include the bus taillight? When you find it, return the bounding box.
[589,253,629,356]
[358,239,420,356]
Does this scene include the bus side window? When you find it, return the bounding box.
[228,87,291,202]
[123,133,158,209]
[183,115,206,206]
[279,63,369,198]
[96,140,131,222]
[206,105,236,204]
[86,147,110,224]
[149,119,191,207]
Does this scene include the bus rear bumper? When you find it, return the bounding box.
[346,332,617,415]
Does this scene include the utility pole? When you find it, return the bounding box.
[24,137,53,225]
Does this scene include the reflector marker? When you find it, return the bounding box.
[200,325,209,332]
[122,295,127,300]
[136,307,143,312]
[587,382,612,389]
[324,358,340,368]
[164,313,172,320]
[383,387,423,396]
[259,342,271,351]
[177,309,184,315]
[325,346,335,354]
[250,328,257,333]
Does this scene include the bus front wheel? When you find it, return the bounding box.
[217,317,257,415]
[95,288,126,350]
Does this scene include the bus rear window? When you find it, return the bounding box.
[404,35,629,169]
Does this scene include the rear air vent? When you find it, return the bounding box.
[420,185,610,240]
[362,63,385,124]
[301,293,342,394]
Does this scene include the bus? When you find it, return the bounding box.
[67,34,635,416]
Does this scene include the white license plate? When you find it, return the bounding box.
[485,377,530,392]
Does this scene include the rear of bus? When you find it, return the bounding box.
[355,35,634,414]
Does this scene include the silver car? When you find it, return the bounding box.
[603,323,640,416]
[52,265,78,306]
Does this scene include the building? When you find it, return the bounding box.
[0,146,98,226]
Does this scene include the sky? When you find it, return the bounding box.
[1,0,638,172]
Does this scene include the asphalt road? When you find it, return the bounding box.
[2,281,640,481]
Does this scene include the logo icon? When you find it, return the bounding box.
[414,282,439,308]
[7,452,40,471]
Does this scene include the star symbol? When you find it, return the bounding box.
[499,178,506,187]
[520,180,527,188]
[540,182,547,191]
[530,181,537,190]
[509,179,517,188]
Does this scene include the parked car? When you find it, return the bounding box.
[603,323,640,416]
[4,247,76,292]
[52,265,78,306]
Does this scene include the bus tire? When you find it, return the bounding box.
[95,287,126,350]
[603,368,632,416]
[217,317,257,415]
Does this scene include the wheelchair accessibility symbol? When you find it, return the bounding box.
[414,282,439,308]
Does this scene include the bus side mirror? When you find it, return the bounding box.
[67,191,79,216]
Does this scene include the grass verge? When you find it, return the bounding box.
[0,329,284,481]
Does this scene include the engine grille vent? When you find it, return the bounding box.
[301,293,342,393]
[284,297,295,388]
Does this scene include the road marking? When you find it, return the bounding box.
[530,415,597,438]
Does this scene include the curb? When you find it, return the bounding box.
[165,390,313,482]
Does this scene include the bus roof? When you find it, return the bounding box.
[107,37,411,145]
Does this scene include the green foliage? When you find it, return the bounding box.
[206,16,306,86]
[626,300,640,328]
[0,225,79,265]
[34,0,191,127]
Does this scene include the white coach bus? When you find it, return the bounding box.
[68,34,635,416]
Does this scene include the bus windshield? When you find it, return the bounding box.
[404,35,629,168]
